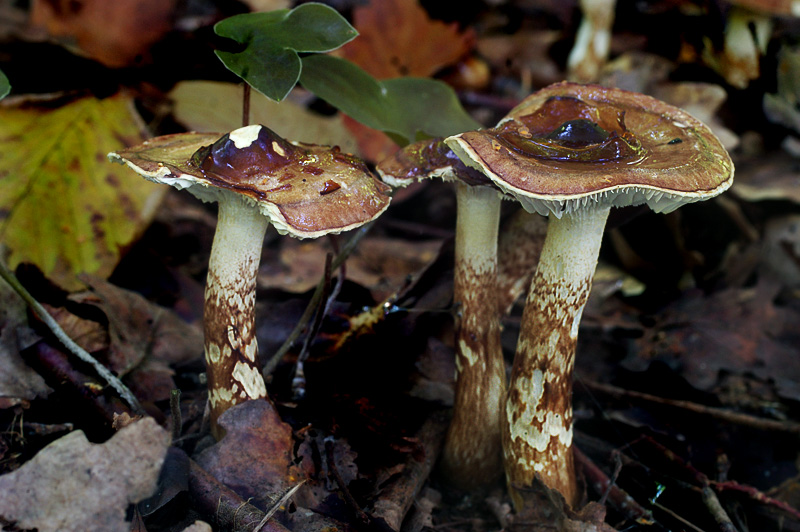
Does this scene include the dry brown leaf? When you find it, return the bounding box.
[337,0,475,161]
[339,0,474,80]
[0,277,51,407]
[194,399,303,509]
[0,417,170,532]
[258,234,442,301]
[29,0,176,67]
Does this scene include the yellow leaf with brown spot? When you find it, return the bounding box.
[0,93,166,289]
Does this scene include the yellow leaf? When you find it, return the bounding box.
[0,93,165,288]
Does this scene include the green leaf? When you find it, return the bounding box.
[0,94,166,289]
[214,3,358,102]
[0,70,9,100]
[299,54,481,145]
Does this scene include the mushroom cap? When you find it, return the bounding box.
[109,125,391,238]
[376,137,494,188]
[445,82,734,217]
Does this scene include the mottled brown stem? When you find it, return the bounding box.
[504,205,610,509]
[439,183,506,487]
[205,197,269,439]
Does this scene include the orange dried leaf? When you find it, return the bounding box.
[340,0,474,79]
[29,0,175,67]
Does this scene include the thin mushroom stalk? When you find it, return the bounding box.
[439,182,506,485]
[203,195,269,424]
[445,82,733,509]
[377,139,506,486]
[505,204,610,507]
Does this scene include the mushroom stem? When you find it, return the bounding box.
[204,196,269,439]
[567,0,616,82]
[503,203,610,509]
[440,182,506,487]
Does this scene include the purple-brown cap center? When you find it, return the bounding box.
[495,96,645,164]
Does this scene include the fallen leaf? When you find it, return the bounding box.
[194,399,303,509]
[339,0,474,80]
[0,276,52,407]
[258,235,442,300]
[634,283,800,401]
[69,275,203,380]
[169,81,360,156]
[0,417,170,532]
[29,0,176,67]
[731,151,800,204]
[0,93,166,290]
[335,0,475,159]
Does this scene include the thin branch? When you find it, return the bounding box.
[263,222,374,378]
[580,379,800,434]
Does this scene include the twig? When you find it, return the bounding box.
[292,254,333,400]
[650,501,707,532]
[170,389,182,441]
[573,447,653,524]
[263,222,373,378]
[581,379,800,434]
[256,481,306,531]
[702,486,739,532]
[324,435,374,528]
[712,480,800,521]
[187,451,290,532]
[370,410,451,531]
[0,254,144,415]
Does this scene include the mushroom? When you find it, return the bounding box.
[377,138,507,487]
[110,125,391,438]
[445,82,734,507]
[567,0,617,82]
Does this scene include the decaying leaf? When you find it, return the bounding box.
[66,275,203,401]
[258,235,441,300]
[0,417,170,532]
[169,81,360,156]
[339,0,474,79]
[335,0,475,160]
[0,274,52,407]
[29,0,176,67]
[0,93,166,290]
[194,399,304,509]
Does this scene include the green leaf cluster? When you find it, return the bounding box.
[213,3,480,145]
[214,2,357,103]
[300,55,480,145]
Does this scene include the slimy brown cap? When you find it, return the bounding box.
[446,82,734,217]
[377,137,494,188]
[109,125,391,238]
